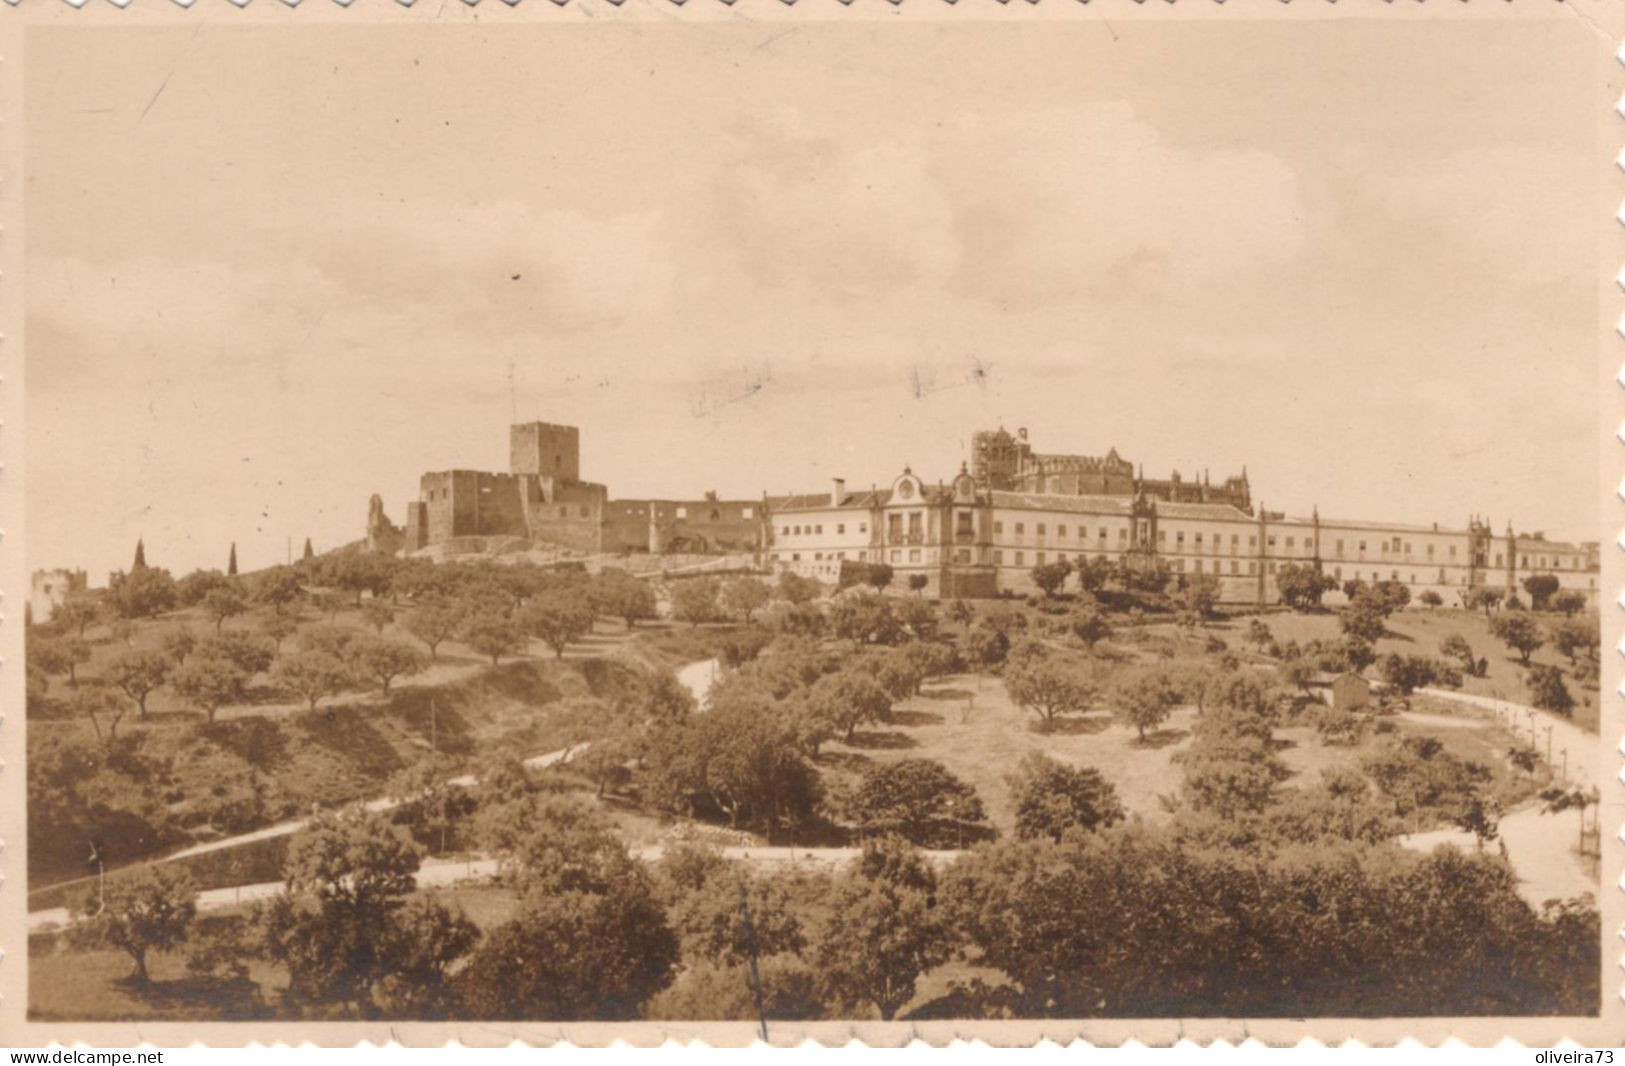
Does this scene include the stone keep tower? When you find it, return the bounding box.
[509,422,581,482]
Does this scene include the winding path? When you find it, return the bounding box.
[27,843,955,933]
[1397,690,1598,908]
[1398,803,1594,908]
[1416,687,1596,786]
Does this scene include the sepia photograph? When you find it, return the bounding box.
[6,3,1619,1046]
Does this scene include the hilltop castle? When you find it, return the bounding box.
[373,421,763,558]
[369,419,1599,608]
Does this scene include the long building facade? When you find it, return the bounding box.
[765,428,1599,607]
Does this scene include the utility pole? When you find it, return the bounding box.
[741,882,769,1043]
[88,841,105,916]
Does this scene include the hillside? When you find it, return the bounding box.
[26,595,729,890]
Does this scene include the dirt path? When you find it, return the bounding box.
[1398,710,1489,732]
[1398,803,1595,908]
[28,843,952,933]
[1417,688,1595,786]
[675,657,719,711]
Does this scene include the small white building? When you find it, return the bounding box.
[30,568,87,625]
[1306,671,1373,711]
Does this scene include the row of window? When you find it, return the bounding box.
[993,521,1127,541]
[1519,554,1581,570]
[775,550,856,563]
[775,513,1591,574]
[981,550,1599,589]
[672,506,744,520]
[774,549,1598,592]
[779,522,869,537]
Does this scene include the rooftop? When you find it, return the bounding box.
[767,489,896,512]
[991,491,1254,522]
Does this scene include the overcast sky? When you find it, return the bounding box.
[24,18,1605,580]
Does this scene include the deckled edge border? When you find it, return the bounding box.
[0,1,1619,1049]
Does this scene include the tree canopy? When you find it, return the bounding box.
[843,758,987,847]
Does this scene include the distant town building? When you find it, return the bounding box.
[30,568,87,625]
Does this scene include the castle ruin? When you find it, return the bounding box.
[392,421,764,556]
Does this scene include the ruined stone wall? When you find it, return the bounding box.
[521,478,607,554]
[602,500,655,553]
[366,494,405,554]
[598,497,764,555]
[646,498,764,554]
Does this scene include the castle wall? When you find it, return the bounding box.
[600,497,765,555]
[652,498,763,555]
[418,470,531,543]
[404,502,429,551]
[521,478,607,554]
[603,500,655,553]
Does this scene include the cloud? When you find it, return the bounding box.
[715,126,962,298]
[28,196,683,404]
[1364,143,1593,287]
[305,199,678,335]
[933,104,1307,304]
[703,102,1307,313]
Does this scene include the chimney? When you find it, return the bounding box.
[832,478,846,506]
[1017,427,1028,441]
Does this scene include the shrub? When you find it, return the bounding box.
[1526,664,1573,717]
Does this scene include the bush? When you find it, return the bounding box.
[1526,664,1573,717]
[1006,752,1123,842]
[1380,653,1439,696]
[671,577,725,625]
[1552,591,1587,617]
[843,759,987,848]
[1313,705,1366,747]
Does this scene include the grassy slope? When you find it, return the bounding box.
[1206,606,1599,732]
[818,669,1536,837]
